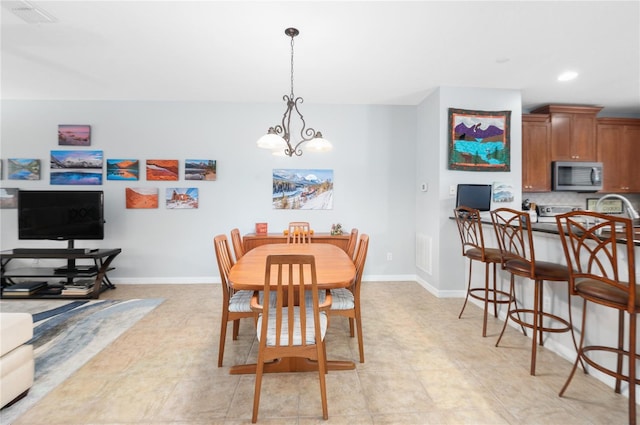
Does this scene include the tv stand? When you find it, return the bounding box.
[0,248,121,299]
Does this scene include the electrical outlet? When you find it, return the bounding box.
[449,185,457,196]
[386,252,393,261]
[543,296,551,311]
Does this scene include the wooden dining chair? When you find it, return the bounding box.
[556,211,638,425]
[287,221,311,244]
[213,234,254,367]
[230,228,245,260]
[250,254,332,423]
[345,228,358,259]
[329,233,369,363]
[491,208,581,376]
[454,207,511,337]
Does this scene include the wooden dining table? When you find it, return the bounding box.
[228,243,357,375]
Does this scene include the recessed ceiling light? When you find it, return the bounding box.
[558,71,578,82]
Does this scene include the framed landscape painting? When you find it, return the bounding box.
[448,108,511,171]
[107,159,139,180]
[273,169,333,210]
[8,158,40,180]
[58,125,91,146]
[126,187,159,209]
[166,188,198,209]
[185,159,216,181]
[50,150,103,185]
[146,159,178,181]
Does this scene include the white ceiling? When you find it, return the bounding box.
[2,1,639,115]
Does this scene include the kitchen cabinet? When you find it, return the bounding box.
[532,105,602,161]
[522,114,551,192]
[597,118,640,193]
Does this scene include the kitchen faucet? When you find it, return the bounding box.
[594,194,640,226]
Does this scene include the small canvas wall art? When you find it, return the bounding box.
[273,168,334,210]
[0,188,19,209]
[146,159,178,181]
[448,108,511,171]
[50,150,103,185]
[58,125,91,146]
[126,187,159,209]
[107,159,139,180]
[493,182,514,203]
[8,158,40,180]
[166,188,198,209]
[185,159,216,181]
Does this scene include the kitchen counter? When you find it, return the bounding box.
[474,218,640,246]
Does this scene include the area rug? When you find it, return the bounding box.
[0,298,164,425]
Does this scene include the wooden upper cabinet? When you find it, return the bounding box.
[597,118,640,193]
[522,114,551,192]
[532,105,602,161]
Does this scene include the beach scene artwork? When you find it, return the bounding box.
[146,159,178,181]
[50,150,103,185]
[58,125,91,146]
[8,158,40,180]
[126,187,159,209]
[448,108,511,171]
[273,169,333,210]
[185,159,216,181]
[166,188,198,209]
[107,159,139,180]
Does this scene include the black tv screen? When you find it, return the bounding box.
[455,184,492,212]
[18,190,104,241]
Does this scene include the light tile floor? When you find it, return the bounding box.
[8,282,636,424]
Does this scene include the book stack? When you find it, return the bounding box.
[61,279,94,296]
[2,281,48,297]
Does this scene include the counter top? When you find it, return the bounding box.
[473,218,640,247]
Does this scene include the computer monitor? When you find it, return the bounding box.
[455,184,492,212]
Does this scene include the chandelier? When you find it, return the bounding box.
[256,28,332,157]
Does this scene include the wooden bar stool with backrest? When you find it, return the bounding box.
[491,207,581,376]
[230,228,245,260]
[329,233,369,363]
[213,234,255,367]
[250,254,332,423]
[454,206,512,337]
[288,221,311,244]
[556,211,638,425]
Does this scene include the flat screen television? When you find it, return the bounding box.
[18,190,105,247]
[455,184,492,212]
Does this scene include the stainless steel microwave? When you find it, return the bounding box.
[552,161,603,192]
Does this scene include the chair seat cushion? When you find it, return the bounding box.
[505,258,569,281]
[257,308,327,346]
[229,290,254,313]
[576,278,640,308]
[329,288,355,310]
[465,247,502,263]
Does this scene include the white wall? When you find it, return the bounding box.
[1,100,416,283]
[415,87,522,296]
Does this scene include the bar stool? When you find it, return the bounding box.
[454,207,512,337]
[556,211,638,425]
[491,208,581,376]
